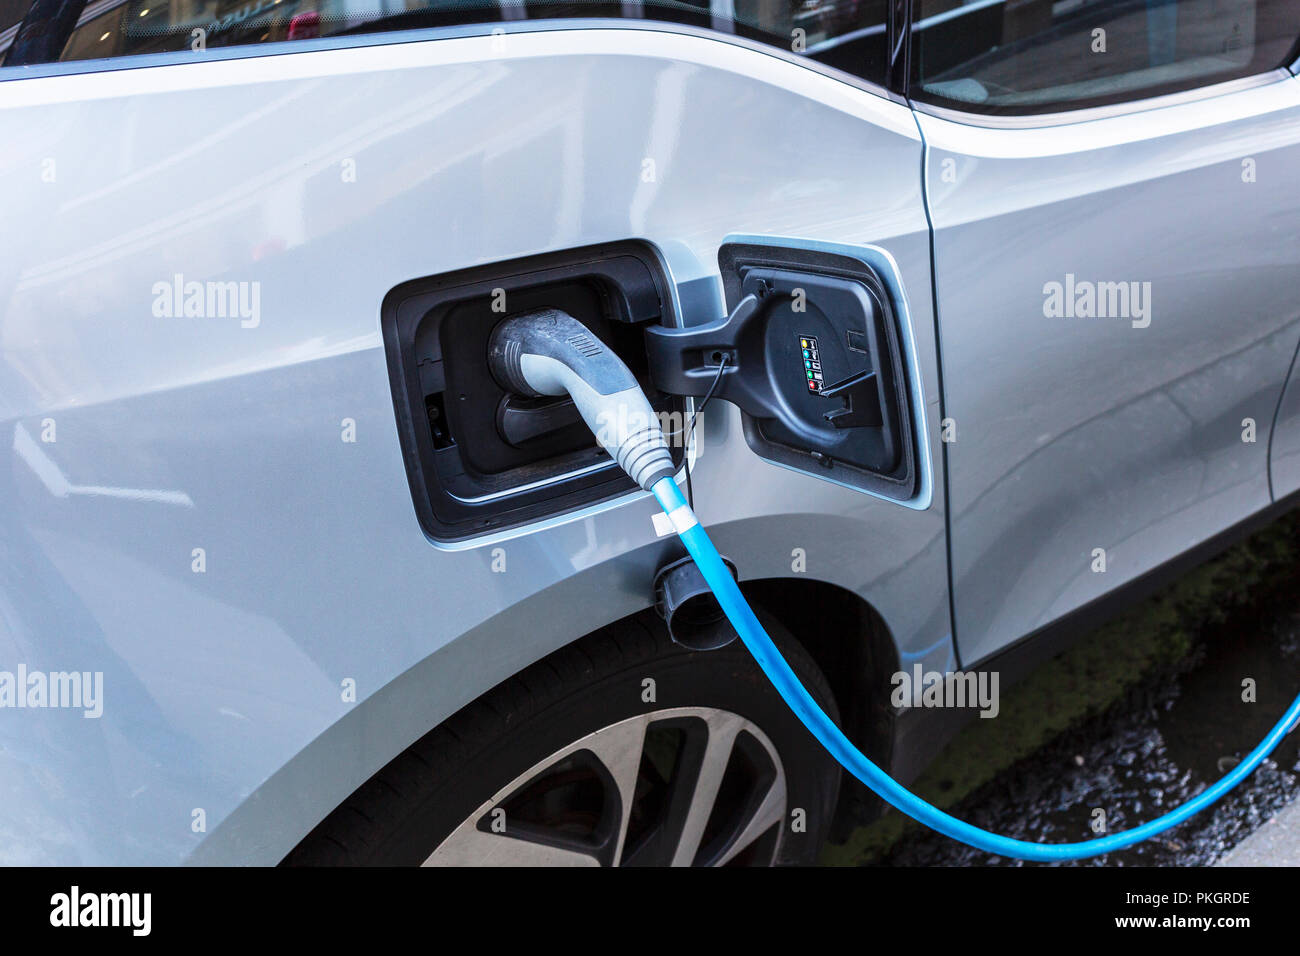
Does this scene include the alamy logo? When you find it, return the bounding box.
[50,886,150,936]
[890,664,999,718]
[595,404,699,454]
[0,665,102,718]
[1042,274,1151,328]
[152,274,261,328]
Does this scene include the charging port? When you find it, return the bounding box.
[382,242,685,541]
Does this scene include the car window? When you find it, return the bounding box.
[910,0,1300,116]
[2,0,890,87]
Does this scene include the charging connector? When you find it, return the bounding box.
[488,309,676,491]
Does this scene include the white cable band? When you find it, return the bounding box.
[667,505,698,534]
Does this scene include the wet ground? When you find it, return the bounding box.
[828,512,1300,867]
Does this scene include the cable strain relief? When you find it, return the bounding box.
[637,461,678,492]
[617,429,674,491]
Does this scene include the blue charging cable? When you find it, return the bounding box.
[484,306,1300,861]
[652,476,1300,862]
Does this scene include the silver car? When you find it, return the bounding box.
[2,0,1299,865]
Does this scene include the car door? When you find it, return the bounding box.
[0,2,952,863]
[910,0,1300,665]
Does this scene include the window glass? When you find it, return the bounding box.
[2,0,889,87]
[910,0,1300,115]
[1,0,27,31]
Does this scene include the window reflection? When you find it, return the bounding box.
[4,0,889,88]
[910,0,1299,114]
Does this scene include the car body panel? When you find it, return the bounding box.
[919,73,1300,666]
[1269,337,1300,499]
[0,28,951,864]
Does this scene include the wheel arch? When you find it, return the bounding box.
[184,567,905,866]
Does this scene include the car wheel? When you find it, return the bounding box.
[285,611,841,866]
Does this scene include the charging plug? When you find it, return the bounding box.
[488,309,676,491]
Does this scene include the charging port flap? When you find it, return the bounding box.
[645,241,917,501]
